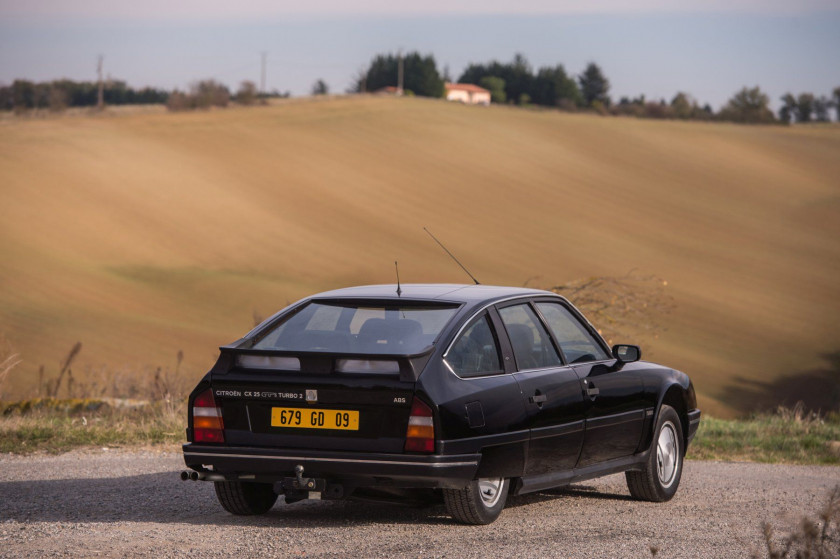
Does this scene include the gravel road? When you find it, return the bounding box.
[0,449,837,558]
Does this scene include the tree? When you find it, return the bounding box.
[348,66,368,94]
[166,90,188,111]
[311,79,329,96]
[11,80,35,111]
[532,65,581,108]
[795,93,814,122]
[194,80,229,108]
[578,62,610,107]
[718,86,775,123]
[643,100,672,119]
[360,52,444,97]
[670,92,694,119]
[0,84,12,111]
[613,96,644,117]
[48,86,68,112]
[458,54,534,106]
[507,53,534,105]
[779,93,797,124]
[834,87,840,121]
[479,76,506,104]
[814,95,831,122]
[236,81,258,105]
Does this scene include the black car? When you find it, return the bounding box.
[182,284,700,524]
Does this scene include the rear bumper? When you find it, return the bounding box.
[182,444,480,489]
[686,409,701,445]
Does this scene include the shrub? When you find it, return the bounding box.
[236,81,258,105]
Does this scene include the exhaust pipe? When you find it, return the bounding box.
[181,470,228,482]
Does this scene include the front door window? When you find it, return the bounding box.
[498,304,562,370]
[536,302,609,364]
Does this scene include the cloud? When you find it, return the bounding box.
[4,0,838,23]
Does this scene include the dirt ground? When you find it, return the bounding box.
[1,448,838,558]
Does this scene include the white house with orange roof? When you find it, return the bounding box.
[444,83,491,105]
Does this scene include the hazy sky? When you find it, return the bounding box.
[1,1,838,110]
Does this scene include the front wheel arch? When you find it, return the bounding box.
[654,384,690,455]
[627,404,684,502]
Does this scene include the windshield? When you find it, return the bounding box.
[252,301,459,355]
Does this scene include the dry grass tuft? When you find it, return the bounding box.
[755,485,840,558]
[0,333,21,400]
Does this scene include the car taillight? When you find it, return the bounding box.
[192,388,224,443]
[405,397,435,453]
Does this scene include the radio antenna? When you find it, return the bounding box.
[423,227,480,285]
[394,261,402,297]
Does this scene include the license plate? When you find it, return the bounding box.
[271,407,359,431]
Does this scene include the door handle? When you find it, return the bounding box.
[529,394,547,405]
[586,386,600,398]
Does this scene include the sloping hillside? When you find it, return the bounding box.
[1,96,839,415]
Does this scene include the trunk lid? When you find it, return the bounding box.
[207,350,427,453]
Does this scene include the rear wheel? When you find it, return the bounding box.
[443,477,509,525]
[214,481,278,515]
[626,404,683,502]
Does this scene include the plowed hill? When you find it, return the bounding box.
[2,96,839,416]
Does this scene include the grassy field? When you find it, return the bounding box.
[1,399,838,464]
[1,96,839,416]
[0,399,184,454]
[690,412,840,465]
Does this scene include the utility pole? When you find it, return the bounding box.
[96,55,104,110]
[260,51,267,96]
[397,49,404,96]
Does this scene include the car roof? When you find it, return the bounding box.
[309,284,557,305]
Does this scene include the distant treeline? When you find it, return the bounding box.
[353,51,840,125]
[0,78,291,113]
[4,54,839,124]
[166,80,290,111]
[0,79,170,111]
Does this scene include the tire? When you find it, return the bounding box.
[626,404,684,502]
[443,477,509,525]
[214,481,278,515]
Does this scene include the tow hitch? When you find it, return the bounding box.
[278,465,327,502]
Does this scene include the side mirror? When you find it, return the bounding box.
[612,344,641,364]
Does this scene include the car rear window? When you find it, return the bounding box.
[252,302,459,355]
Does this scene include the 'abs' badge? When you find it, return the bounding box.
[305,389,318,403]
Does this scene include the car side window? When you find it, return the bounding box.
[498,304,562,370]
[536,302,610,363]
[445,314,503,377]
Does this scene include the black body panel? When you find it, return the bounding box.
[572,362,647,466]
[512,366,586,474]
